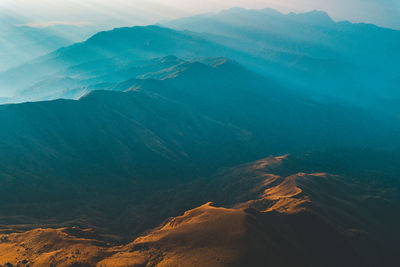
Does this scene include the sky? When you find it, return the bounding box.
[0,0,399,30]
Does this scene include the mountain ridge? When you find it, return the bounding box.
[0,6,399,266]
[1,153,399,266]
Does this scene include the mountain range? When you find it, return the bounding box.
[0,7,399,267]
[0,15,98,73]
[163,8,400,107]
[1,8,399,112]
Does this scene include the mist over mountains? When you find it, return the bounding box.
[163,8,400,106]
[1,8,399,111]
[0,7,399,267]
[0,15,98,73]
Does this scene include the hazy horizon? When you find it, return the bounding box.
[1,0,399,30]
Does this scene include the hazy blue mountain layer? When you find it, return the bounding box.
[163,8,400,108]
[0,15,98,73]
[0,26,232,98]
[1,9,399,115]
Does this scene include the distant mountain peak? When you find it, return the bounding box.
[86,25,171,43]
[222,6,246,13]
[259,8,283,16]
[288,10,335,26]
[216,7,334,26]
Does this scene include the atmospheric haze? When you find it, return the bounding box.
[1,0,399,29]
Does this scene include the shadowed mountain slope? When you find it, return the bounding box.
[0,59,399,241]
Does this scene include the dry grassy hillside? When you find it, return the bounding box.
[1,154,398,266]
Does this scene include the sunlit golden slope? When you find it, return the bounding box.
[0,155,397,266]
